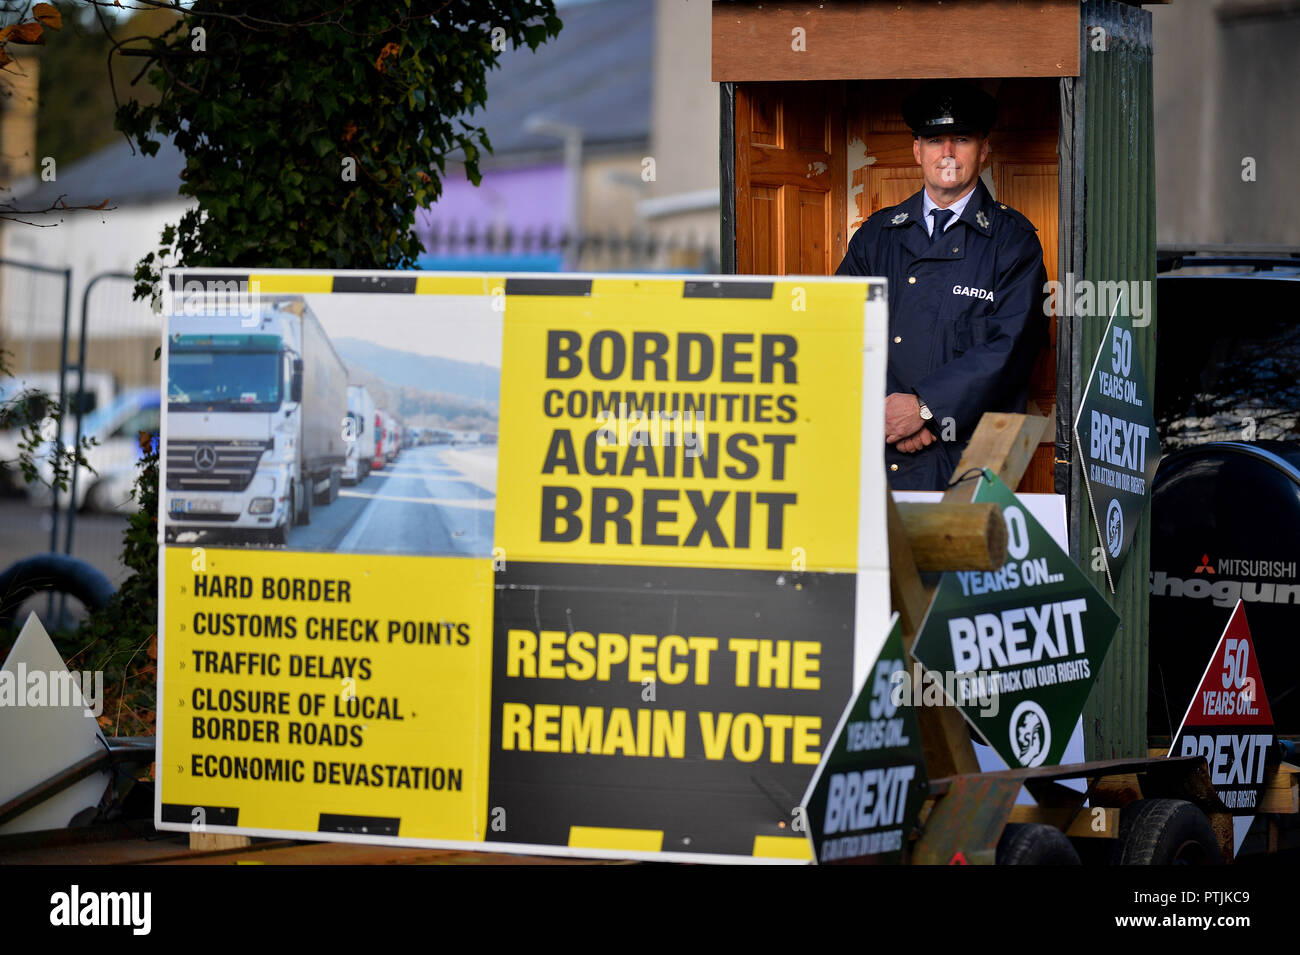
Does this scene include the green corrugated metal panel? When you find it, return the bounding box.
[1077,1,1157,760]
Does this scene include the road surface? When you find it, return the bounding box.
[169,444,496,557]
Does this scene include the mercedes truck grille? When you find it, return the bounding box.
[167,439,269,491]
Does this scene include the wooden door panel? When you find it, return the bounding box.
[747,185,778,276]
[996,162,1059,283]
[791,87,831,152]
[783,187,802,272]
[798,189,830,274]
[749,149,835,183]
[993,155,1059,492]
[872,165,924,213]
[749,87,779,146]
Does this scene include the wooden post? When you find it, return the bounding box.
[190,832,252,852]
[895,502,1007,571]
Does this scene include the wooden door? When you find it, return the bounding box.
[734,82,846,275]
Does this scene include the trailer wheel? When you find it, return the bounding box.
[996,823,1081,865]
[296,479,312,526]
[1112,799,1221,865]
[314,469,340,506]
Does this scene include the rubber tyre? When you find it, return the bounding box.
[296,479,312,526]
[996,823,1082,865]
[314,469,340,506]
[1112,799,1221,866]
[0,554,116,633]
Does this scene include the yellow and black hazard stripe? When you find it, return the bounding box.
[165,269,882,303]
[317,813,399,837]
[159,803,239,826]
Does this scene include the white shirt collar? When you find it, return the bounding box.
[922,187,976,235]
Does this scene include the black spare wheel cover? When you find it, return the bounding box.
[1148,442,1300,736]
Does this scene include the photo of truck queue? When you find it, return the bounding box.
[161,293,500,557]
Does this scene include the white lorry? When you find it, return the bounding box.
[382,411,400,464]
[164,297,349,544]
[370,410,388,472]
[343,385,376,484]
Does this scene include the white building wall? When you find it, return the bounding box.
[0,199,192,386]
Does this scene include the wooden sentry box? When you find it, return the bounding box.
[715,0,1161,759]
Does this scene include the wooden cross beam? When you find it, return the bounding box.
[890,411,1051,778]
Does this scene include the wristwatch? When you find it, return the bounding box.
[917,397,934,422]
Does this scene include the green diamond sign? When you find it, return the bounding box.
[800,613,929,864]
[910,473,1120,769]
[1073,306,1161,591]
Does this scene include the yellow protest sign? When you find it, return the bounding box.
[156,269,888,863]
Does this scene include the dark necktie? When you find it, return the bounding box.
[929,207,954,242]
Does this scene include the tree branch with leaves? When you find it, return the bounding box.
[49,0,562,736]
[113,0,563,301]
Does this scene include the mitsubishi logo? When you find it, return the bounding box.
[1193,554,1215,575]
[193,445,217,471]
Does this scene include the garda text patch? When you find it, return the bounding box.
[953,286,994,301]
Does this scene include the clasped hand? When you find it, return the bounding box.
[885,392,937,454]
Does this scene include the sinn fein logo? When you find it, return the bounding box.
[193,444,217,471]
[1105,498,1123,558]
[1008,700,1051,767]
[49,885,151,935]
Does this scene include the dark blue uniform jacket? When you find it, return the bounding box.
[835,179,1048,490]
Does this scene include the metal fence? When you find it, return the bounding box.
[0,258,73,624]
[57,273,160,590]
[0,263,160,630]
[418,222,720,274]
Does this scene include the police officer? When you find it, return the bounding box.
[836,81,1047,490]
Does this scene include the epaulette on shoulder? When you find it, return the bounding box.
[993,202,1039,233]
